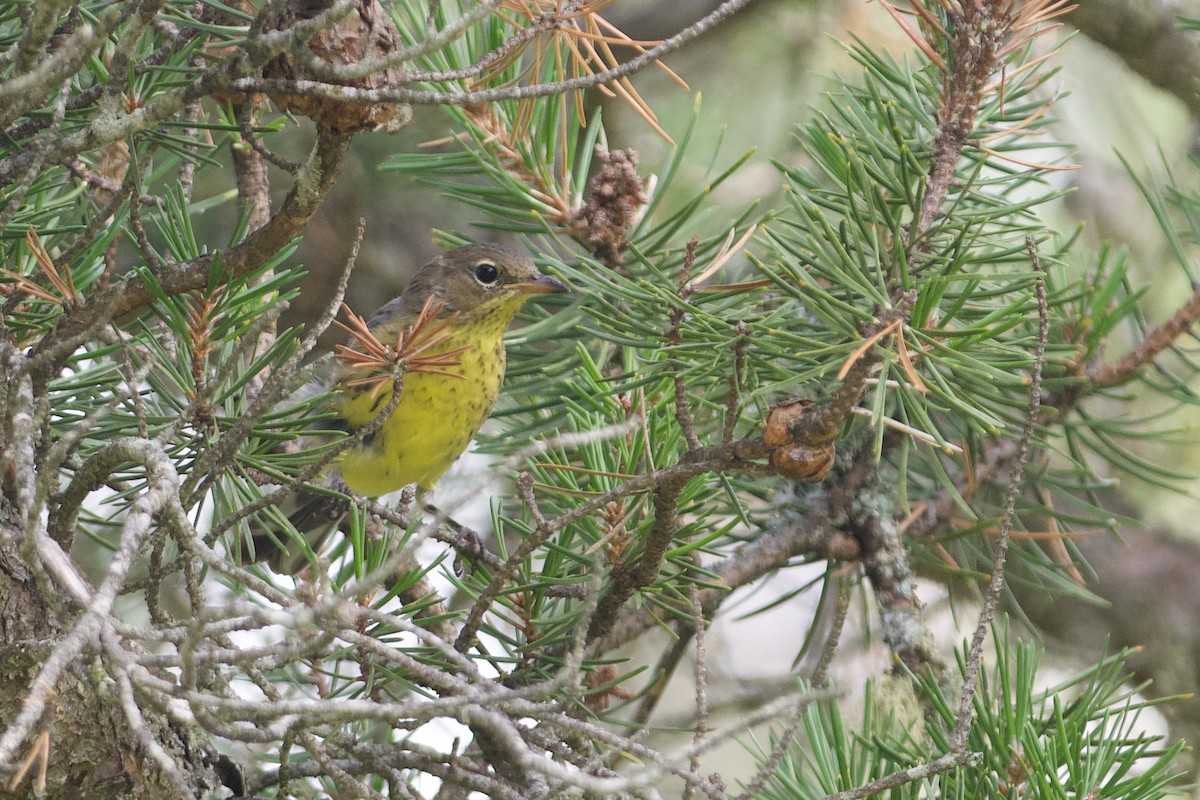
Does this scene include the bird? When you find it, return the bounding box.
[256,242,568,573]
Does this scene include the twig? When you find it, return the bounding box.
[313,0,509,82]
[812,584,851,689]
[0,439,182,765]
[583,471,687,643]
[849,464,937,673]
[0,1,320,186]
[0,77,71,238]
[820,751,984,800]
[1,0,68,72]
[669,238,702,451]
[181,214,365,510]
[722,322,748,445]
[232,99,273,233]
[236,96,302,174]
[910,4,1006,243]
[683,578,710,800]
[949,236,1049,751]
[1089,283,1200,387]
[229,0,757,107]
[734,589,850,800]
[454,422,730,652]
[103,629,195,798]
[0,4,127,128]
[596,474,864,655]
[628,621,694,727]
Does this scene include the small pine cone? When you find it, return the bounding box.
[762,397,812,447]
[769,442,835,482]
[572,146,647,266]
[263,0,412,135]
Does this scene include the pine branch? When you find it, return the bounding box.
[950,236,1049,752]
[1090,282,1200,387]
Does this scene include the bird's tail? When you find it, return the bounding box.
[241,370,351,574]
[249,483,349,574]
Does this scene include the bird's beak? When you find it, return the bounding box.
[515,272,569,295]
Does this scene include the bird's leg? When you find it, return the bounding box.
[422,500,486,575]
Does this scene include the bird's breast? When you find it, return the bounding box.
[336,322,508,496]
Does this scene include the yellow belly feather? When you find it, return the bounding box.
[335,311,511,496]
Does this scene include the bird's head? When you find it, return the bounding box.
[401,243,568,321]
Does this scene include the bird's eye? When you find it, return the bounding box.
[473,262,500,285]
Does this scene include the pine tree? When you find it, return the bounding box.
[0,1,1193,797]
